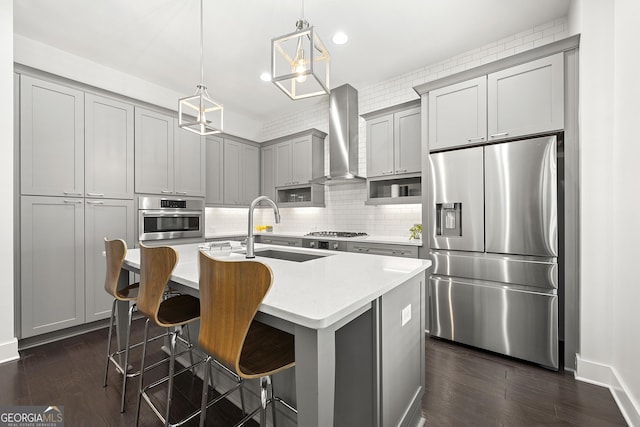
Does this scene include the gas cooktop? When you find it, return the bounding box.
[305,231,369,238]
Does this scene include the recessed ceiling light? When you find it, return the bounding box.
[332,31,348,45]
[260,72,272,82]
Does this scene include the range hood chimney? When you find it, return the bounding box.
[313,84,365,185]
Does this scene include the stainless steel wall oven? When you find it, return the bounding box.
[137,196,204,243]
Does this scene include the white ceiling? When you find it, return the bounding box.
[13,0,571,123]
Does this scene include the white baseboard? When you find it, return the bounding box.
[576,355,640,427]
[0,337,19,364]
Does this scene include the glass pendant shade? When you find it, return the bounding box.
[179,84,223,135]
[272,24,330,100]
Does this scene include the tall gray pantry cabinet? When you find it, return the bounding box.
[18,74,135,338]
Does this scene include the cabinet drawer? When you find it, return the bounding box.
[347,242,418,258]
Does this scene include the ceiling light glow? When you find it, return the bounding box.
[332,31,348,45]
[260,72,272,82]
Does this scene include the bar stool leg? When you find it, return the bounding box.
[119,303,135,413]
[135,319,150,427]
[184,324,196,375]
[103,298,117,387]
[164,331,178,427]
[199,356,212,427]
[269,377,277,427]
[259,376,270,427]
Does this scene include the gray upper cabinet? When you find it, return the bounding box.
[366,115,394,177]
[21,196,85,338]
[205,135,224,205]
[134,107,174,194]
[85,93,134,199]
[274,136,317,186]
[223,139,242,205]
[394,107,422,174]
[427,53,564,151]
[242,143,260,204]
[261,145,276,201]
[487,53,564,141]
[175,127,205,197]
[274,141,292,187]
[261,129,326,202]
[85,199,135,322]
[428,76,487,151]
[365,102,421,178]
[20,75,84,197]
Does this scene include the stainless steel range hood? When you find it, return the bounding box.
[313,84,365,185]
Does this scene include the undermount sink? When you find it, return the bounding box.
[249,249,329,262]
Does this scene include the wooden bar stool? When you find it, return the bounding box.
[197,251,296,427]
[134,243,202,427]
[103,238,141,413]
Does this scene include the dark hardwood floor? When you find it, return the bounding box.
[0,320,627,426]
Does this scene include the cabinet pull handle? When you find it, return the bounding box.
[175,191,188,195]
[161,190,172,194]
[86,200,104,205]
[467,136,485,143]
[397,169,407,173]
[489,132,509,139]
[63,199,82,204]
[63,191,82,196]
[86,192,104,197]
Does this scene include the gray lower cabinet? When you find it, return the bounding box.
[20,196,85,338]
[20,196,134,337]
[85,93,134,199]
[20,75,84,197]
[347,242,419,258]
[84,199,135,322]
[257,236,302,247]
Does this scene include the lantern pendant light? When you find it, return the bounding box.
[271,0,330,100]
[178,0,223,135]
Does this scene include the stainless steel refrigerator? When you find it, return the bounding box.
[429,135,560,369]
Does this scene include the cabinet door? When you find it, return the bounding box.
[261,145,276,201]
[274,141,292,186]
[223,140,242,205]
[134,107,174,194]
[85,199,135,322]
[291,136,312,184]
[242,144,260,204]
[21,196,85,338]
[85,93,134,199]
[394,107,421,174]
[205,136,224,205]
[366,115,394,178]
[487,53,564,141]
[175,127,205,197]
[20,76,84,197]
[428,76,487,151]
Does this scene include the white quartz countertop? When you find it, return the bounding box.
[124,243,431,330]
[205,231,423,246]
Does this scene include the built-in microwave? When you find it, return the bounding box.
[138,196,204,242]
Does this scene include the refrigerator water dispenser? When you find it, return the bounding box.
[436,203,462,237]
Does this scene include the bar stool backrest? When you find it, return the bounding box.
[137,243,179,325]
[104,238,128,299]
[198,251,273,375]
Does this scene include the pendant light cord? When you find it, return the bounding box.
[199,0,204,86]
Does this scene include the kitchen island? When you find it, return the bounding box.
[117,243,431,427]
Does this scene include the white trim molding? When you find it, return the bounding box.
[576,354,640,427]
[0,338,19,364]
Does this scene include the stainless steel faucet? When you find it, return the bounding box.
[246,196,281,258]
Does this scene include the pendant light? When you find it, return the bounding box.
[178,0,223,135]
[271,0,330,100]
